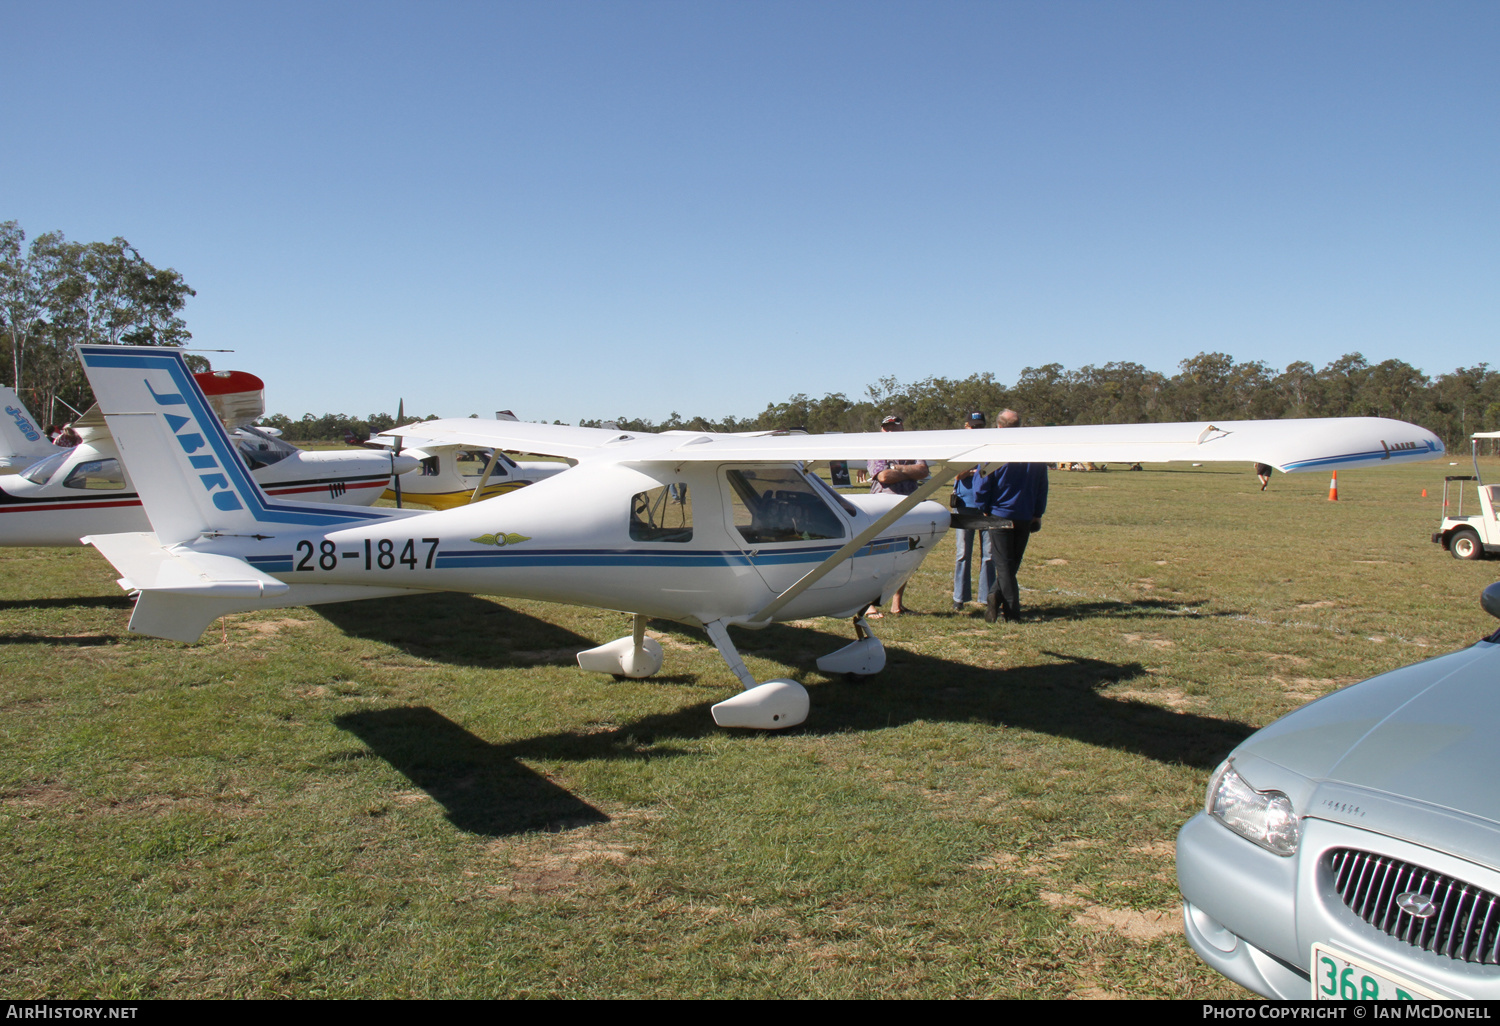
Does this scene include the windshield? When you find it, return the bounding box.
[234,427,296,468]
[809,470,860,517]
[725,467,847,543]
[21,451,69,486]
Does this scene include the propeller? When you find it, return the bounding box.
[392,398,405,508]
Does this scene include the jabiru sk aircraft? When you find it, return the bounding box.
[74,345,1444,729]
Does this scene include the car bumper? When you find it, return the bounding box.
[1178,811,1500,1000]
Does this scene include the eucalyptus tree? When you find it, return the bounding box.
[0,222,68,400]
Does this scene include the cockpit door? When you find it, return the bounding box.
[719,466,854,593]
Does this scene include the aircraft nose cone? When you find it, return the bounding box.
[390,454,422,475]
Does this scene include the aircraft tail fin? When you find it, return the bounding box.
[0,386,64,472]
[76,346,390,544]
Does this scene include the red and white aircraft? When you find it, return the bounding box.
[73,345,1443,729]
[0,369,418,547]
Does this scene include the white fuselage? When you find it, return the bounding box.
[190,460,948,627]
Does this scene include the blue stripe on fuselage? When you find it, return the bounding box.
[431,537,910,570]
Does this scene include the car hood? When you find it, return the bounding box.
[1236,640,1500,826]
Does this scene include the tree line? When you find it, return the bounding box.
[583,351,1498,451]
[1,221,197,426]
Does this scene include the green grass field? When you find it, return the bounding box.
[1,459,1494,998]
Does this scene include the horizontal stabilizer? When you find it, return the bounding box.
[84,532,425,643]
[84,533,288,598]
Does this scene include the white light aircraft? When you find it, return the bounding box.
[0,369,420,547]
[75,345,1443,729]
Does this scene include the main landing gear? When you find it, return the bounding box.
[575,614,887,730]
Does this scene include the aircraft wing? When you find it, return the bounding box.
[374,420,632,460]
[655,417,1443,472]
[376,416,1441,472]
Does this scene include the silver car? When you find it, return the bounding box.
[1177,585,1500,1000]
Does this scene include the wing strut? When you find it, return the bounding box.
[747,462,967,625]
[470,450,502,504]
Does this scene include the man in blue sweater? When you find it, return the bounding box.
[977,409,1048,624]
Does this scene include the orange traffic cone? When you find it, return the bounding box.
[1328,471,1338,501]
[1422,488,1428,498]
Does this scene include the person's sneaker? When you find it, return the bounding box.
[952,601,964,612]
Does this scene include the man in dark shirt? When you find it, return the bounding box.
[977,409,1048,624]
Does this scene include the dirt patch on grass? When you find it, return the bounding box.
[1,780,77,810]
[1128,841,1175,860]
[1072,986,1126,999]
[1120,633,1175,649]
[1273,675,1357,702]
[1041,886,1090,908]
[1296,600,1339,609]
[1021,838,1098,875]
[1267,653,1311,666]
[970,851,1018,870]
[484,810,653,900]
[4,781,259,819]
[1071,904,1177,941]
[1109,688,1193,710]
[646,630,701,650]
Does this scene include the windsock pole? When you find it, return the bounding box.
[1328,471,1338,501]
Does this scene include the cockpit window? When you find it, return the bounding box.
[234,427,295,469]
[725,468,846,543]
[21,451,69,486]
[630,484,693,542]
[63,458,125,490]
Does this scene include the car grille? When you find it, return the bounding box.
[1328,848,1500,964]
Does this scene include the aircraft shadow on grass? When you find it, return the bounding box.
[998,597,1242,623]
[0,595,133,645]
[326,597,1255,834]
[0,595,133,612]
[318,593,612,671]
[335,705,612,837]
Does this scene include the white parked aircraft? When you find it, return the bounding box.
[0,369,419,547]
[74,345,1443,729]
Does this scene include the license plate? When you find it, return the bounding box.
[1311,943,1446,1000]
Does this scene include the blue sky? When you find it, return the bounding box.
[3,1,1496,424]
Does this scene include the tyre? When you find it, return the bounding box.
[1451,528,1485,560]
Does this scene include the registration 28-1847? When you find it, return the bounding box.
[295,538,440,571]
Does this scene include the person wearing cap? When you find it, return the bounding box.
[865,415,928,616]
[951,412,989,611]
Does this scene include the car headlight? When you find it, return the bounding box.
[1206,759,1300,857]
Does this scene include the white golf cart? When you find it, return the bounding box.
[1433,431,1500,560]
